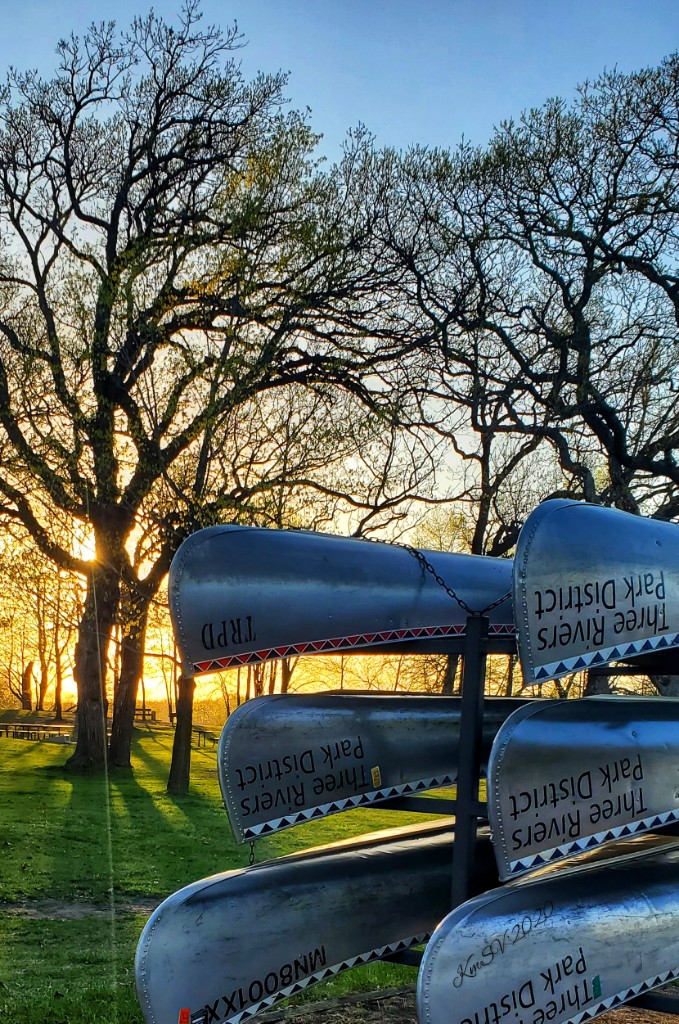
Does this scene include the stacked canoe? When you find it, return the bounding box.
[136,501,679,1024]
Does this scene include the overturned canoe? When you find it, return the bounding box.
[487,695,679,879]
[220,694,532,841]
[136,820,498,1024]
[514,499,679,684]
[418,836,679,1024]
[169,525,514,677]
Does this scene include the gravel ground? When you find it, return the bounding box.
[261,985,679,1024]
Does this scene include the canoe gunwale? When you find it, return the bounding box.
[190,622,517,676]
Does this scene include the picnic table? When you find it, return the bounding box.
[0,722,72,741]
[192,726,217,748]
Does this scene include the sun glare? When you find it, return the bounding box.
[73,529,96,562]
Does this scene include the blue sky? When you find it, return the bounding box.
[2,1,678,162]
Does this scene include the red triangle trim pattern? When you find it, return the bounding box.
[192,622,515,673]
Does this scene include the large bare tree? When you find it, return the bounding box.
[0,5,408,771]
[371,54,679,528]
[467,55,679,515]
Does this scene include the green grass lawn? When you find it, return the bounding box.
[0,726,429,1023]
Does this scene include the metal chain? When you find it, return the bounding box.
[479,589,513,614]
[362,535,511,617]
[248,841,255,867]
[401,543,479,615]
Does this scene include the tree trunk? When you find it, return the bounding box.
[470,434,492,556]
[54,645,64,722]
[110,622,121,707]
[165,645,179,724]
[253,664,265,697]
[280,658,296,694]
[650,675,679,697]
[36,588,49,710]
[52,579,66,721]
[108,591,150,768]
[504,655,515,697]
[65,564,119,773]
[21,660,33,710]
[167,675,196,795]
[37,670,49,712]
[584,669,612,695]
[441,654,459,694]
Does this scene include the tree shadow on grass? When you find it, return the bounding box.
[0,728,249,909]
[43,768,129,904]
[124,740,169,779]
[1,739,67,765]
[131,731,221,799]
[0,762,113,904]
[108,755,249,895]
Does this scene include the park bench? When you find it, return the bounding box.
[133,707,156,722]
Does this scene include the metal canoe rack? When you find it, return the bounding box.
[142,511,679,1024]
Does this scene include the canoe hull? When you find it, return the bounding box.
[169,525,514,677]
[220,694,532,841]
[418,838,679,1024]
[488,695,679,878]
[136,822,497,1024]
[514,499,679,684]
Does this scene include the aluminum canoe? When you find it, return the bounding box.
[136,820,498,1024]
[417,836,679,1024]
[514,498,679,684]
[487,695,679,879]
[220,694,532,841]
[169,525,514,677]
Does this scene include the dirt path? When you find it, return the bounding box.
[0,897,159,919]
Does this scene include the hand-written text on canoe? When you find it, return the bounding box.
[455,944,595,1024]
[453,901,553,988]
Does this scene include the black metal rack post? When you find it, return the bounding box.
[449,614,488,907]
[384,614,498,968]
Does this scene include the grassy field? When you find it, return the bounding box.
[0,724,426,1023]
